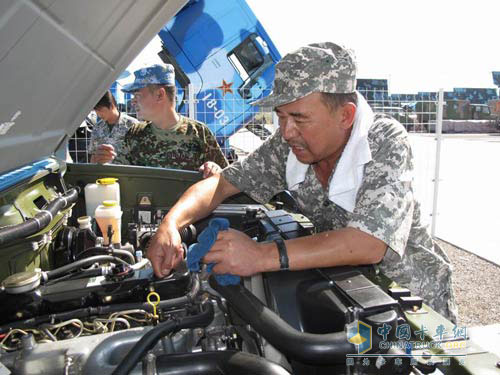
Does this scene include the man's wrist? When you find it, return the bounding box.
[256,242,280,272]
[157,222,176,238]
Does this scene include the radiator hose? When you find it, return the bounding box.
[209,276,359,365]
[0,188,78,246]
[112,299,214,375]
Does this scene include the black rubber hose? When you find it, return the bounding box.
[45,255,130,280]
[112,301,214,375]
[155,351,290,375]
[75,247,136,265]
[0,188,78,246]
[44,267,104,285]
[210,277,357,365]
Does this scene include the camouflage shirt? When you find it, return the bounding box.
[88,112,139,164]
[114,115,228,171]
[222,114,457,322]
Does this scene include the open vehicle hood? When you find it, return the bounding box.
[0,0,187,175]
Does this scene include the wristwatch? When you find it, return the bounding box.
[274,238,289,271]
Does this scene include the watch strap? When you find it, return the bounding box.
[274,238,289,271]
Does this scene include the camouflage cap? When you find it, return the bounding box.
[122,64,175,93]
[252,42,357,109]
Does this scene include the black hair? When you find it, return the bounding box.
[320,92,358,113]
[94,90,117,110]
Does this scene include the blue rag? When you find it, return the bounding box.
[186,218,241,286]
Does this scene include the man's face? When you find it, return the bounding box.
[275,92,353,165]
[131,87,157,121]
[95,106,114,123]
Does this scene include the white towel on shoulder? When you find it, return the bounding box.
[286,91,373,213]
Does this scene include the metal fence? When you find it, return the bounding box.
[68,86,271,163]
[68,88,443,232]
[69,88,439,158]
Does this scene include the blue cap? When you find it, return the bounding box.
[121,64,175,92]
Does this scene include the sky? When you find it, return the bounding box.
[246,0,500,94]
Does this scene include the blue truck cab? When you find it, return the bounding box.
[144,0,280,151]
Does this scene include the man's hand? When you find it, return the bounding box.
[198,161,222,178]
[203,228,267,276]
[90,144,116,164]
[146,224,184,278]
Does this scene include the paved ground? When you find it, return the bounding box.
[410,133,500,266]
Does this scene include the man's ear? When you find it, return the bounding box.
[340,102,356,129]
[156,87,167,102]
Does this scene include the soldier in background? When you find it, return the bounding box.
[89,90,139,164]
[146,43,457,322]
[115,64,227,177]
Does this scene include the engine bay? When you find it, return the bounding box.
[0,160,464,375]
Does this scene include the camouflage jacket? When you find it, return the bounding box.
[114,115,228,171]
[88,112,139,164]
[222,114,457,322]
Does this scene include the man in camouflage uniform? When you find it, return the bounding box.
[89,90,139,164]
[147,43,457,322]
[114,64,227,176]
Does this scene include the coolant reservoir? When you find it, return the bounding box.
[84,178,120,218]
[95,200,122,245]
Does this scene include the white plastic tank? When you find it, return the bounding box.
[95,200,122,245]
[84,178,120,218]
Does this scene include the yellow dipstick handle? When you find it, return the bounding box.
[147,292,161,319]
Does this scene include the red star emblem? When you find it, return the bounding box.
[217,79,233,96]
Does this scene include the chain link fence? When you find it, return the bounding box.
[69,88,439,159]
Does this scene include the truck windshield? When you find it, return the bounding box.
[228,35,265,81]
